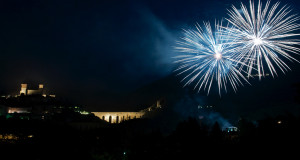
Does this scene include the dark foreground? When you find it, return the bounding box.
[0,114,299,160]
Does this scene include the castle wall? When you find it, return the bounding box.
[27,89,43,95]
[92,112,145,123]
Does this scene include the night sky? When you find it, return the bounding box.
[0,0,300,120]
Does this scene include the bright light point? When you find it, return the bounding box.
[253,37,263,45]
[214,52,222,60]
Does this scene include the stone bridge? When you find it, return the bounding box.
[92,112,145,123]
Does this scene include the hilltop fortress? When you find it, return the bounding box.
[1,83,162,124]
[17,84,163,124]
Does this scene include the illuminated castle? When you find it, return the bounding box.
[19,84,55,97]
[20,84,44,96]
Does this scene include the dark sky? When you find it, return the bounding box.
[0,0,300,117]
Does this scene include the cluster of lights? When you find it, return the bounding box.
[198,105,213,109]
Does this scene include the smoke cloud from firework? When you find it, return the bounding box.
[173,94,232,129]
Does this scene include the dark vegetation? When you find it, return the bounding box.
[0,113,299,160]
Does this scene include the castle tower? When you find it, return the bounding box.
[38,84,44,95]
[20,84,28,95]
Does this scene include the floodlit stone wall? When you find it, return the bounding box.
[92,112,145,123]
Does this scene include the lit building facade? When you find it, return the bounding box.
[20,84,44,96]
[7,107,31,114]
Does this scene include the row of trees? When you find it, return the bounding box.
[1,113,299,159]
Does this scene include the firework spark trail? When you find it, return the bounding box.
[174,22,250,95]
[224,0,300,79]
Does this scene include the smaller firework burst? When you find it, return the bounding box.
[224,0,300,79]
[174,22,249,95]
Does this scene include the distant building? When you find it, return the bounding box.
[224,126,238,133]
[7,107,31,114]
[223,126,239,141]
[0,84,58,118]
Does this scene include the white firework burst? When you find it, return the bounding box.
[224,0,300,79]
[174,22,249,95]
